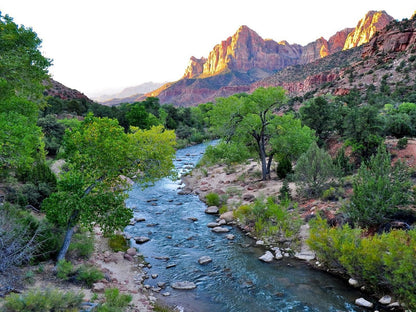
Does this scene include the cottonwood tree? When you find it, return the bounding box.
[210,87,288,180]
[43,114,176,261]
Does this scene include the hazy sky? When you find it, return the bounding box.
[1,1,414,97]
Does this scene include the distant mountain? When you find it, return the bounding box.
[44,79,93,102]
[135,10,394,106]
[92,82,165,105]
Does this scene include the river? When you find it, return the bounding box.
[125,142,367,312]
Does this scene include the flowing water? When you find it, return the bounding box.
[125,142,367,312]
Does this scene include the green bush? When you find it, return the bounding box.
[68,231,94,259]
[308,215,416,309]
[96,288,132,312]
[347,146,412,227]
[397,137,408,149]
[276,157,292,179]
[108,234,128,252]
[234,197,301,240]
[75,264,104,287]
[294,142,336,198]
[56,259,74,280]
[4,288,84,312]
[205,192,220,207]
[278,180,292,201]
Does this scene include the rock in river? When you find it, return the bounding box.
[198,256,212,265]
[134,236,150,244]
[171,281,197,290]
[259,251,274,263]
[355,298,373,308]
[211,226,230,233]
[205,206,219,214]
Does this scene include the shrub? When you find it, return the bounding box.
[108,234,128,252]
[56,259,74,280]
[205,192,220,207]
[397,137,408,149]
[68,231,94,259]
[276,157,292,179]
[347,146,412,227]
[294,142,336,198]
[75,264,104,287]
[4,288,84,312]
[278,180,292,201]
[96,288,132,312]
[308,215,416,309]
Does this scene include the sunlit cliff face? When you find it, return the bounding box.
[343,10,393,50]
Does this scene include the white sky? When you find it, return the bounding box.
[1,1,414,97]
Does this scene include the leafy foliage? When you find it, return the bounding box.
[234,197,301,240]
[3,288,84,312]
[108,234,129,252]
[308,215,416,309]
[294,142,336,198]
[96,288,132,312]
[75,264,104,287]
[347,145,412,227]
[42,115,176,260]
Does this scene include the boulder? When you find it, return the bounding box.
[259,251,274,263]
[294,251,315,261]
[348,278,359,288]
[274,248,283,260]
[92,282,106,293]
[134,236,150,244]
[355,298,373,308]
[205,206,219,214]
[226,234,235,240]
[211,226,230,233]
[126,247,137,256]
[123,253,134,261]
[220,211,234,223]
[242,193,255,202]
[198,256,213,265]
[171,281,197,290]
[379,295,392,305]
[207,222,220,228]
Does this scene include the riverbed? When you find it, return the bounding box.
[125,142,367,312]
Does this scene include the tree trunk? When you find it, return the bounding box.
[258,138,269,180]
[56,225,75,262]
[266,153,274,177]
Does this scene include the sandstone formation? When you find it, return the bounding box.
[343,10,393,50]
[138,10,395,106]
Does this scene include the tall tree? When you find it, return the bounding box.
[43,115,176,261]
[210,87,288,180]
[0,13,51,174]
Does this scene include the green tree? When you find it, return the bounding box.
[347,145,412,227]
[294,142,335,198]
[299,96,336,144]
[43,115,176,261]
[0,13,51,175]
[210,87,288,180]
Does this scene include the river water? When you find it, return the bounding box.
[125,142,367,312]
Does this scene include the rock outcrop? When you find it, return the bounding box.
[137,10,401,106]
[44,79,92,102]
[343,10,393,50]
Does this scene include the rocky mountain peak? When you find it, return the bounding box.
[343,10,394,50]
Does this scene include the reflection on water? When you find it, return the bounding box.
[125,142,366,312]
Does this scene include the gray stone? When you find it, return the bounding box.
[218,219,226,225]
[242,193,255,201]
[171,281,197,290]
[151,274,158,279]
[355,298,373,308]
[123,253,134,261]
[126,247,137,256]
[198,256,212,265]
[226,234,235,240]
[274,248,283,260]
[92,282,106,292]
[259,251,274,263]
[349,278,359,288]
[379,295,392,305]
[256,240,264,245]
[134,236,150,244]
[211,226,230,233]
[205,206,219,214]
[207,222,220,228]
[162,292,170,296]
[166,263,177,269]
[157,282,166,288]
[220,211,234,222]
[387,302,400,308]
